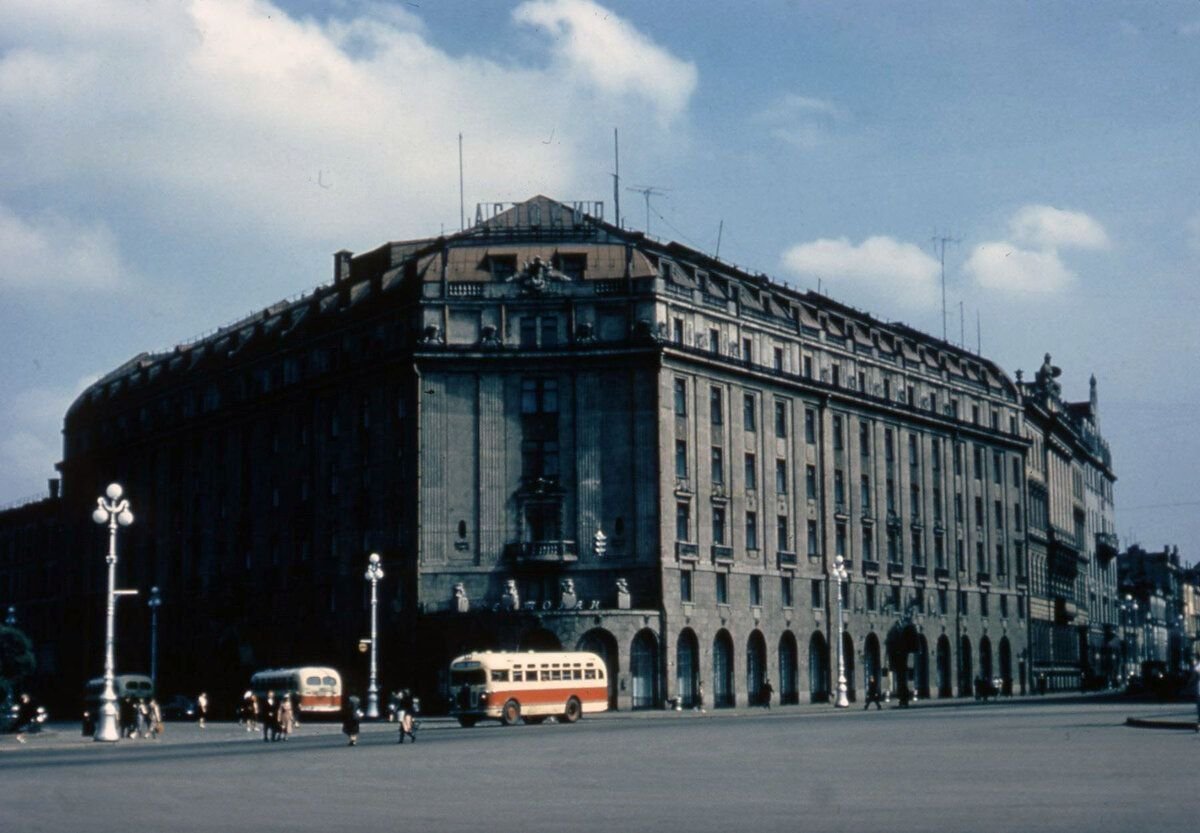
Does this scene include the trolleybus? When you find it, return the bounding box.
[249,667,342,716]
[448,651,608,727]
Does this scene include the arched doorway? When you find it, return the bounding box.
[808,632,829,703]
[936,635,953,698]
[884,623,921,704]
[959,635,973,697]
[676,629,699,708]
[578,628,619,709]
[980,636,993,683]
[630,629,659,710]
[713,630,735,708]
[841,632,857,702]
[778,632,799,705]
[999,637,1013,696]
[915,635,930,699]
[863,633,882,693]
[746,631,767,705]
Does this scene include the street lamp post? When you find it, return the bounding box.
[148,586,161,691]
[833,554,849,708]
[364,552,384,720]
[92,483,134,743]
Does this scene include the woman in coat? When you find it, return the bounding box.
[276,694,294,741]
[342,695,362,746]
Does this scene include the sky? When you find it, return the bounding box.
[1,0,1198,558]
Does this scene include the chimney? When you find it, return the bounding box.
[48,478,60,499]
[334,250,353,284]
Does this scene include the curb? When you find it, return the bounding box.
[1124,717,1199,731]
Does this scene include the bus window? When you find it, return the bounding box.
[490,670,509,682]
[584,669,596,680]
[306,676,321,686]
[526,670,539,682]
[450,669,486,687]
[513,670,523,682]
[322,676,337,687]
[572,669,582,680]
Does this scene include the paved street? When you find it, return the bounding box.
[2,699,1196,833]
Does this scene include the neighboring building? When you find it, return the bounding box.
[6,196,1033,710]
[1019,359,1118,691]
[1119,544,1191,675]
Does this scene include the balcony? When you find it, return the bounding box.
[1095,531,1119,564]
[711,545,734,565]
[886,511,902,530]
[861,559,880,576]
[508,540,578,564]
[887,561,905,579]
[911,564,928,581]
[675,541,699,562]
[777,550,798,569]
[934,567,950,583]
[834,503,849,519]
[977,571,991,586]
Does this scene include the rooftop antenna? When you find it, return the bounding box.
[458,133,465,232]
[612,128,621,229]
[931,232,960,341]
[626,185,667,236]
[715,219,724,259]
[976,308,982,354]
[959,300,965,348]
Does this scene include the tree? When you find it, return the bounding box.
[0,625,36,703]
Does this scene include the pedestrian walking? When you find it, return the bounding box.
[197,691,208,728]
[11,693,37,744]
[149,698,163,739]
[759,679,774,709]
[342,695,362,746]
[262,691,277,742]
[398,689,416,744]
[864,675,883,710]
[120,696,137,738]
[137,698,151,738]
[276,694,294,741]
[694,680,706,713]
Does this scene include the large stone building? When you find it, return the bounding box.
[1118,544,1192,675]
[4,197,1047,710]
[1019,359,1119,691]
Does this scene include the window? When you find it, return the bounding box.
[675,440,688,479]
[980,593,990,618]
[862,525,874,560]
[993,452,1002,485]
[806,465,818,500]
[908,433,919,465]
[866,583,877,611]
[833,415,844,450]
[931,441,941,472]
[973,445,983,480]
[777,515,789,551]
[835,523,847,558]
[976,541,986,573]
[744,453,757,490]
[1017,595,1026,619]
[773,347,784,372]
[711,447,725,486]
[807,520,818,556]
[745,512,758,550]
[774,400,787,438]
[540,316,558,347]
[811,579,823,609]
[710,387,723,426]
[805,408,816,443]
[974,496,984,527]
[712,507,726,545]
[674,378,688,416]
[676,502,690,541]
[1012,457,1021,485]
[911,530,923,565]
[522,378,558,414]
[832,365,841,387]
[955,494,964,523]
[776,459,788,494]
[680,570,693,603]
[954,442,963,476]
[750,575,762,607]
[781,576,794,608]
[1000,594,1009,618]
[520,316,538,347]
[743,394,756,432]
[803,356,813,378]
[959,590,969,614]
[885,429,894,461]
[709,328,720,355]
[938,588,948,615]
[995,543,1006,576]
[935,535,945,569]
[994,500,1003,529]
[887,529,899,563]
[1014,503,1022,531]
[911,484,921,520]
[859,422,871,458]
[834,469,846,506]
[861,475,872,513]
[956,539,965,571]
[716,572,728,605]
[742,336,752,362]
[673,318,684,344]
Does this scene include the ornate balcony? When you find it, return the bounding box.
[777,550,798,569]
[934,567,950,583]
[911,564,928,581]
[977,571,991,586]
[1096,531,1119,564]
[861,559,880,576]
[887,561,905,579]
[507,540,578,564]
[675,541,699,562]
[711,545,734,565]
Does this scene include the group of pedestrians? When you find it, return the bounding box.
[117,696,164,739]
[341,690,417,747]
[254,691,296,742]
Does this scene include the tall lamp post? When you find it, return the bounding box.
[92,483,134,742]
[364,552,384,719]
[148,586,161,691]
[833,554,850,708]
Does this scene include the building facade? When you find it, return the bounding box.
[5,197,1042,710]
[1119,544,1192,677]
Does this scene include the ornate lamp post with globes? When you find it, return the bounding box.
[364,552,384,719]
[833,554,850,708]
[92,483,134,742]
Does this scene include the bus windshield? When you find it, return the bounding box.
[450,669,486,686]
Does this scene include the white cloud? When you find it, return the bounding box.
[0,203,128,291]
[753,93,846,149]
[963,242,1075,294]
[0,0,694,253]
[1008,205,1110,251]
[512,0,697,122]
[780,236,940,308]
[0,376,97,498]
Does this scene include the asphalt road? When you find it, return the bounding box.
[2,699,1196,833]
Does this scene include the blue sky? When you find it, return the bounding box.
[1,0,1197,557]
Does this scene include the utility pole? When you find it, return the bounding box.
[626,185,667,236]
[612,128,621,229]
[931,233,959,342]
[458,133,465,232]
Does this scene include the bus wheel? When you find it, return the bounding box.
[457,716,477,728]
[563,697,582,724]
[501,699,521,726]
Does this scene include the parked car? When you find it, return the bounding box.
[3,698,48,733]
[161,695,198,720]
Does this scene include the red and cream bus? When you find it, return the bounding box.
[448,651,609,727]
[250,667,342,716]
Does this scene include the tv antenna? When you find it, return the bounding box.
[626,185,668,236]
[931,232,959,342]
